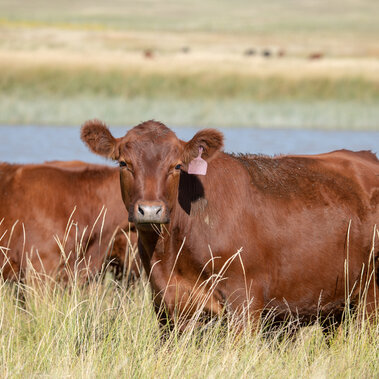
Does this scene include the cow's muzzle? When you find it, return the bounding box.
[133,201,169,224]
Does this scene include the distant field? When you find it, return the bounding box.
[0,0,378,128]
[1,0,379,56]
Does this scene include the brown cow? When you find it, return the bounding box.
[0,160,140,283]
[81,120,379,329]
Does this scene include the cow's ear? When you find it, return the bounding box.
[183,129,224,163]
[81,119,119,160]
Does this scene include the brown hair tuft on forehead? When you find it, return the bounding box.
[132,120,174,138]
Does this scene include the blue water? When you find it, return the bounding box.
[0,125,378,164]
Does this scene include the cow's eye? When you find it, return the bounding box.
[175,164,182,170]
[119,161,127,167]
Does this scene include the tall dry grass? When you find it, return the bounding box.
[0,222,378,377]
[0,270,378,377]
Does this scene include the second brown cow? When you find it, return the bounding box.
[0,160,139,283]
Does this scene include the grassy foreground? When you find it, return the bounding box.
[0,276,378,377]
[0,206,378,377]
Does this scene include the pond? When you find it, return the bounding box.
[0,125,378,165]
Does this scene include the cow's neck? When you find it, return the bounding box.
[136,226,160,275]
[167,171,211,245]
[170,153,253,246]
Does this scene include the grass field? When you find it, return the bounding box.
[0,0,378,129]
[1,274,378,377]
[1,223,378,377]
[0,3,378,376]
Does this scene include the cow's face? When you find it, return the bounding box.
[81,120,223,226]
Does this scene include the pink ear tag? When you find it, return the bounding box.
[188,147,207,175]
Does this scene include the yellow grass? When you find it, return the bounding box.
[0,222,378,377]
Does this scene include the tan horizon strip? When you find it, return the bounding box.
[1,27,379,57]
[1,19,379,58]
[1,50,379,82]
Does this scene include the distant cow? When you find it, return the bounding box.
[0,161,140,283]
[308,53,323,60]
[143,49,154,59]
[82,120,379,329]
[262,49,271,57]
[244,48,256,57]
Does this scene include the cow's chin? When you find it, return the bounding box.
[128,212,170,227]
[133,219,170,232]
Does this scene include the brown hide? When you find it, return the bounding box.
[81,120,379,327]
[0,161,140,282]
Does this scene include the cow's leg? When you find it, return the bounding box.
[363,284,379,320]
[0,255,21,282]
[221,284,265,335]
[150,270,227,333]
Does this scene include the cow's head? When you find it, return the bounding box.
[81,120,223,226]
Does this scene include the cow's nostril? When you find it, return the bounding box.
[135,202,167,223]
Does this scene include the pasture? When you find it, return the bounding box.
[0,1,378,377]
[0,0,379,128]
[0,250,378,377]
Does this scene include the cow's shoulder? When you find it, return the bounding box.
[229,152,320,197]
